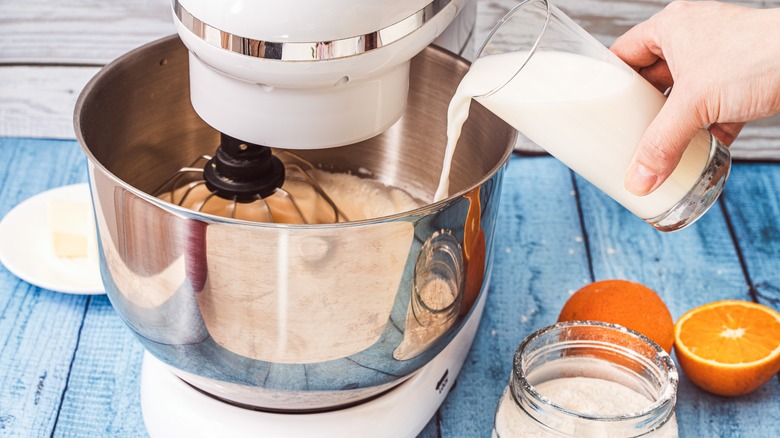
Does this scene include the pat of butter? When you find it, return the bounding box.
[48,198,94,259]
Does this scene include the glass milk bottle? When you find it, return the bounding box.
[493,321,679,437]
[439,0,730,232]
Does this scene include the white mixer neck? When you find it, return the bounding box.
[174,0,474,149]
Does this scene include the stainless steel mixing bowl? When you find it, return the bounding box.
[75,35,516,411]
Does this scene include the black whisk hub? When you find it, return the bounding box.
[203,133,285,202]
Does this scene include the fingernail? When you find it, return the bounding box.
[625,163,658,195]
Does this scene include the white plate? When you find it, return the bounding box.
[0,183,105,294]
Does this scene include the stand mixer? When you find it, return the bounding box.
[74,0,517,436]
[173,0,473,149]
[155,0,474,225]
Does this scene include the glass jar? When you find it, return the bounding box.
[493,321,679,437]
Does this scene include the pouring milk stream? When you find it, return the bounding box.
[435,0,729,231]
[435,50,711,220]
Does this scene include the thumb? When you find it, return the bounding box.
[624,90,703,196]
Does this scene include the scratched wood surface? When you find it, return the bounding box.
[1,138,779,437]
[1,1,780,437]
[0,0,779,158]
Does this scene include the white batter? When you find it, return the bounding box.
[161,169,423,224]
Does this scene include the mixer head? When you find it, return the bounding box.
[173,0,475,149]
[152,133,349,224]
[162,1,476,222]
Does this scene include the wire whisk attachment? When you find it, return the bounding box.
[152,134,349,224]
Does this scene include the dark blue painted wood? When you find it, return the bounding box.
[575,169,747,321]
[439,156,593,437]
[576,162,780,438]
[721,163,780,309]
[53,296,146,437]
[1,139,779,438]
[0,138,91,435]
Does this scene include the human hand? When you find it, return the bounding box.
[610,1,780,196]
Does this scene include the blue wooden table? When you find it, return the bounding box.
[0,136,778,437]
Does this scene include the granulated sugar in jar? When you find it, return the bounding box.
[493,321,679,437]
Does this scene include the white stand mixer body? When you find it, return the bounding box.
[174,0,474,149]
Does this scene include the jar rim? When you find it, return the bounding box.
[512,320,679,426]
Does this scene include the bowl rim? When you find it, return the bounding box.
[74,35,517,229]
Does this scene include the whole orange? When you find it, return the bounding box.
[557,279,675,353]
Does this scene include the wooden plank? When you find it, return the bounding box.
[418,414,440,437]
[670,164,780,436]
[721,164,780,306]
[576,164,780,437]
[478,0,779,47]
[3,0,774,64]
[731,119,780,161]
[0,66,99,139]
[0,284,88,435]
[439,156,593,436]
[0,139,147,436]
[52,296,147,437]
[0,140,776,436]
[576,178,747,319]
[0,138,89,219]
[0,138,90,437]
[0,0,173,65]
[1,0,779,157]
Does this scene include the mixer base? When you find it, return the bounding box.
[141,290,487,438]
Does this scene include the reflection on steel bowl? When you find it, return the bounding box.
[75,35,516,411]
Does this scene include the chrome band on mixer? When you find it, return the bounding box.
[173,0,453,61]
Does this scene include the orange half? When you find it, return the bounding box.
[674,300,780,396]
